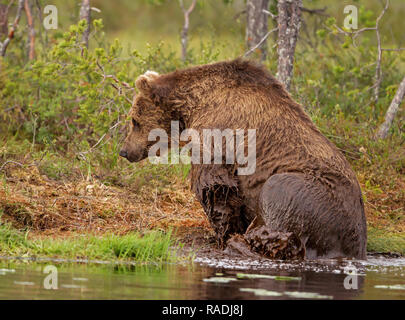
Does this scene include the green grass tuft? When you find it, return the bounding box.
[0,222,181,263]
[367,227,405,255]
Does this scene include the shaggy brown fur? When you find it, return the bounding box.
[120,59,367,259]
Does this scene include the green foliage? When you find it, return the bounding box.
[2,21,126,145]
[0,218,29,251]
[294,14,404,126]
[0,220,180,262]
[0,20,181,158]
[0,17,225,177]
[367,227,405,255]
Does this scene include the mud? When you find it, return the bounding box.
[224,234,262,259]
[225,225,305,260]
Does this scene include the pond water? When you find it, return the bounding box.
[0,254,404,299]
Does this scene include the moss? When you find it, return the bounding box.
[367,227,405,255]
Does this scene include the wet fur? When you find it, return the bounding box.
[123,58,367,259]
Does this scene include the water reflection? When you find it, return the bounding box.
[0,255,403,300]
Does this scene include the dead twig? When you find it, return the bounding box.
[233,9,246,20]
[301,6,328,16]
[96,61,134,105]
[262,9,277,20]
[381,47,405,52]
[0,160,24,172]
[244,27,278,58]
[76,121,121,161]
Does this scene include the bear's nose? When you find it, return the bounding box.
[119,150,128,158]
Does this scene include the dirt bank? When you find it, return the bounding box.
[0,163,404,257]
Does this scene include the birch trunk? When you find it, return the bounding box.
[276,0,302,91]
[0,0,24,57]
[0,4,8,38]
[376,76,405,139]
[180,0,197,62]
[80,0,91,48]
[246,0,269,62]
[24,0,35,60]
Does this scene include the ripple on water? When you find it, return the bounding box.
[193,254,405,274]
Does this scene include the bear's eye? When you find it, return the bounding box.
[132,118,140,130]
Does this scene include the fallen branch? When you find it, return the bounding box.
[0,160,24,172]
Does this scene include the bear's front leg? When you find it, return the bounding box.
[191,165,249,248]
[201,185,247,248]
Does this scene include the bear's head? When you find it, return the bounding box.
[120,71,162,162]
[119,71,176,162]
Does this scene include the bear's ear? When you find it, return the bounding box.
[135,70,159,95]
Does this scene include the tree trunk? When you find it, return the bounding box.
[376,76,405,139]
[24,0,35,60]
[80,0,91,48]
[277,0,302,91]
[246,0,269,62]
[0,4,8,38]
[180,0,197,62]
[0,0,25,57]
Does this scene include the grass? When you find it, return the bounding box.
[367,227,405,256]
[0,222,181,263]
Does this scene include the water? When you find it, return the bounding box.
[0,255,404,299]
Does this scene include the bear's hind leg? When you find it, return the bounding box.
[257,172,362,259]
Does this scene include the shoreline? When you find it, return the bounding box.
[1,160,404,262]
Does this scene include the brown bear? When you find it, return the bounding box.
[119,59,367,260]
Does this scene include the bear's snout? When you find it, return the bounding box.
[119,149,128,159]
[119,147,148,163]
